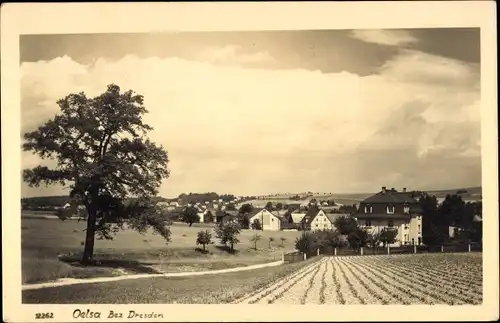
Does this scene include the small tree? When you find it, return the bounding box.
[196,230,212,251]
[379,228,398,247]
[250,233,262,250]
[239,203,253,214]
[214,221,241,252]
[268,236,275,248]
[280,236,287,247]
[251,218,262,230]
[366,231,381,254]
[182,206,200,227]
[324,229,341,255]
[347,228,369,253]
[238,214,250,229]
[265,201,274,211]
[333,215,358,235]
[295,231,314,254]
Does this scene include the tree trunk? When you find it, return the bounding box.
[189,222,192,227]
[231,243,234,251]
[81,210,97,265]
[203,244,206,251]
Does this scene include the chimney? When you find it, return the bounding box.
[382,186,387,194]
[403,188,407,192]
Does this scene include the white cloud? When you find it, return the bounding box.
[20,49,481,197]
[350,29,419,46]
[198,45,274,64]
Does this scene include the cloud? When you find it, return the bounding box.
[350,29,419,46]
[20,48,481,197]
[198,45,274,64]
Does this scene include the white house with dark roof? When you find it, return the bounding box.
[353,186,423,246]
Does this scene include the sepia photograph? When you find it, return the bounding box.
[2,2,498,322]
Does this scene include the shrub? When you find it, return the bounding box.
[268,237,275,248]
[251,218,262,230]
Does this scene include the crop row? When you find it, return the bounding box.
[235,254,482,305]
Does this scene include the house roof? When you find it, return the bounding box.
[303,207,323,225]
[361,189,419,205]
[325,213,346,225]
[291,212,306,224]
[247,208,265,218]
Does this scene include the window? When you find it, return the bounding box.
[418,224,421,234]
[364,205,373,213]
[388,220,394,227]
[387,206,395,214]
[365,220,372,227]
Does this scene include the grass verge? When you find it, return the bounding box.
[23,257,321,304]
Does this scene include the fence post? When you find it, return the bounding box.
[334,247,337,256]
[441,245,444,253]
[387,245,390,255]
[468,243,471,252]
[317,248,320,256]
[360,247,364,256]
[413,244,416,254]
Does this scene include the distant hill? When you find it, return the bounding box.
[21,186,481,210]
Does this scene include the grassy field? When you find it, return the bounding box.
[23,256,321,304]
[22,217,301,284]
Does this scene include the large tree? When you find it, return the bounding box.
[22,84,171,264]
[181,206,200,227]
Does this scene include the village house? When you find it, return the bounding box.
[353,186,423,246]
[247,208,297,231]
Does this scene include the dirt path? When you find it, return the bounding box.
[22,260,283,291]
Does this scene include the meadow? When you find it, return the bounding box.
[21,217,301,284]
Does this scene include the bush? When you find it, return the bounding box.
[295,231,315,254]
[251,218,262,230]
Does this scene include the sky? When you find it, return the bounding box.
[20,28,482,198]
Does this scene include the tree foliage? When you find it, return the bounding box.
[295,231,315,254]
[379,228,398,247]
[251,218,262,230]
[181,206,200,227]
[214,221,241,252]
[268,236,275,248]
[204,210,214,223]
[196,230,212,251]
[347,228,369,251]
[22,84,171,263]
[265,202,274,211]
[333,215,358,235]
[238,203,253,214]
[280,236,287,246]
[323,229,342,254]
[250,233,262,250]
